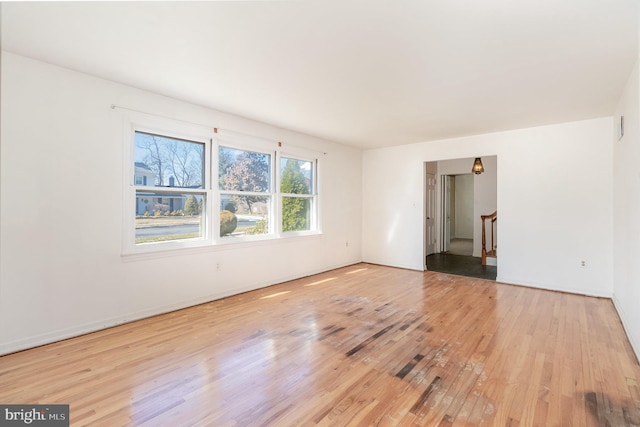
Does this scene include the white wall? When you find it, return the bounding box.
[454,174,474,239]
[612,58,640,359]
[0,52,363,355]
[363,118,613,297]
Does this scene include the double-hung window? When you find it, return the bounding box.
[125,121,319,255]
[218,146,273,238]
[280,157,316,233]
[132,130,208,246]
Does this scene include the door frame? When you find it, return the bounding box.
[441,175,452,253]
[425,173,437,256]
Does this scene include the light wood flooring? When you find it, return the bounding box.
[1,263,639,426]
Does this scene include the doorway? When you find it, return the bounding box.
[424,156,498,281]
[442,174,474,256]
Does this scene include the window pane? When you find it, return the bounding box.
[219,146,271,192]
[135,191,204,244]
[134,131,204,188]
[282,196,311,232]
[280,158,312,194]
[220,194,270,237]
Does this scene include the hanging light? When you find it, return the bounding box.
[472,158,484,174]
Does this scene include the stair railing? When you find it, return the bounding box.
[481,211,497,265]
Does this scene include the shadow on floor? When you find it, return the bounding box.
[426,253,497,281]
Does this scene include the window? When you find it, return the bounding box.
[125,123,319,254]
[218,146,272,238]
[280,157,315,232]
[133,131,206,245]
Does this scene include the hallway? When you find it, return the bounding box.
[426,251,497,281]
[447,238,473,256]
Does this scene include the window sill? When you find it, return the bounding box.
[121,231,323,262]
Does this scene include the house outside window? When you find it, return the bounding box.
[124,122,320,255]
[133,131,206,245]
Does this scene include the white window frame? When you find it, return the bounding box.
[122,114,321,258]
[277,152,319,236]
[216,139,276,243]
[123,117,213,255]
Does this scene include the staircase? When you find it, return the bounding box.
[481,211,497,266]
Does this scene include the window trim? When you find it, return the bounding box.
[277,153,318,235]
[217,141,276,243]
[122,115,321,258]
[123,118,213,255]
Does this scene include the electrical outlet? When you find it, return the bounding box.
[346,241,349,247]
[580,260,586,268]
[216,262,221,271]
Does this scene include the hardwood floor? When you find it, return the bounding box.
[1,263,639,426]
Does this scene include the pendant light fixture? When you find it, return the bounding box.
[472,158,484,174]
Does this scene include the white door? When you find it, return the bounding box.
[426,174,437,255]
[442,175,452,252]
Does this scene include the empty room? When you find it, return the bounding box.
[1,1,640,426]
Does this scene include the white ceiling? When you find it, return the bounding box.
[2,1,637,149]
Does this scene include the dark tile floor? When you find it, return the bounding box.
[426,253,497,281]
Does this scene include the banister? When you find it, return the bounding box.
[481,211,497,265]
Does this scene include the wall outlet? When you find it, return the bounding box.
[580,260,587,268]
[216,262,221,271]
[346,241,349,247]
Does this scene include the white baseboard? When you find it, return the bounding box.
[0,259,362,356]
[0,294,226,356]
[363,257,425,272]
[495,275,612,298]
[496,277,639,361]
[611,294,640,363]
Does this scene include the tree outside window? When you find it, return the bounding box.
[219,146,272,236]
[128,128,319,251]
[133,131,205,244]
[281,157,313,232]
